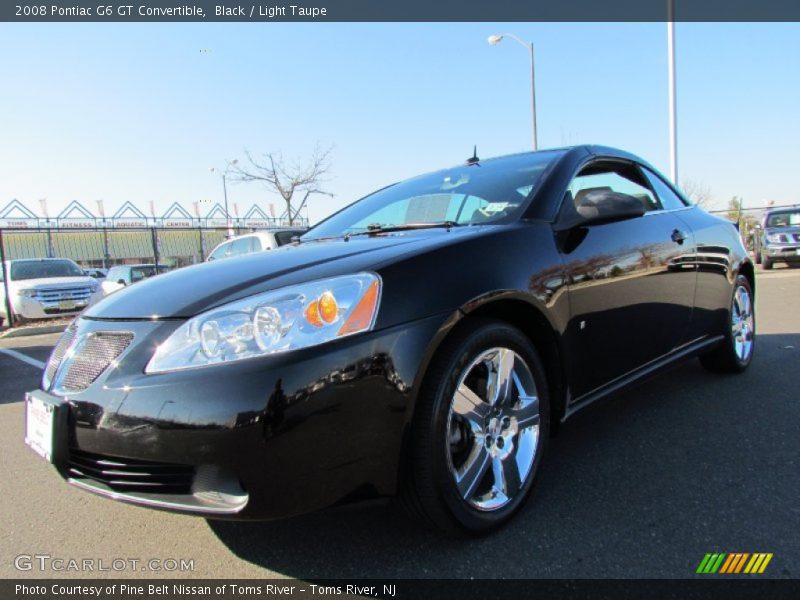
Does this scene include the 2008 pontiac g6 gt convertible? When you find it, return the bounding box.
[26,146,755,533]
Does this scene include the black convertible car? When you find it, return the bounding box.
[25,145,755,533]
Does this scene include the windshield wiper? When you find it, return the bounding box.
[297,221,459,244]
[343,221,459,240]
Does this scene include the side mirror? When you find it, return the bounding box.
[117,279,127,286]
[574,190,646,226]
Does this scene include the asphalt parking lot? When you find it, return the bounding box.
[1,269,798,580]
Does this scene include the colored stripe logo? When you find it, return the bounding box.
[697,553,773,574]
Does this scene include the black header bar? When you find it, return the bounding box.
[4,579,800,600]
[4,1,800,23]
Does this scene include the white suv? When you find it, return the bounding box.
[1,258,99,324]
[206,229,306,262]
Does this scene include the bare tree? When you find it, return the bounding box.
[680,178,713,208]
[231,145,333,225]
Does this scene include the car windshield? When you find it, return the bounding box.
[766,210,800,228]
[130,266,169,282]
[10,260,85,281]
[303,151,562,239]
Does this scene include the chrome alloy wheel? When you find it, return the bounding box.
[446,347,540,511]
[731,285,754,361]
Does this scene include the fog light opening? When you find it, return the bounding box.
[191,465,249,509]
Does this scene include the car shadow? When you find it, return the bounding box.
[209,334,800,578]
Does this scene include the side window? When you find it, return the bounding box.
[273,230,305,246]
[272,232,294,246]
[250,237,263,252]
[569,162,662,212]
[642,169,688,211]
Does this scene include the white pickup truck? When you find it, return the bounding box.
[0,258,99,325]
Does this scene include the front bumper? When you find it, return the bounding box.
[764,244,800,262]
[32,313,447,519]
[15,295,89,319]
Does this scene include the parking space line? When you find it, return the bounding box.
[0,348,46,370]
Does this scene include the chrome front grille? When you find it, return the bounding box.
[58,332,134,393]
[68,448,195,494]
[771,233,800,244]
[42,326,77,390]
[34,287,93,302]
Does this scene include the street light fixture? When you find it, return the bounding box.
[488,33,538,150]
[210,159,238,237]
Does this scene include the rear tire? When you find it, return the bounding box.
[401,319,549,534]
[754,251,761,265]
[699,274,755,373]
[761,258,773,270]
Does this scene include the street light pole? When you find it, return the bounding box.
[210,159,238,238]
[667,0,678,184]
[39,198,54,258]
[221,173,230,234]
[529,41,538,151]
[489,33,538,150]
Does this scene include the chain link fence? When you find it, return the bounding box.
[0,226,261,327]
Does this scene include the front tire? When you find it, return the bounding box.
[402,319,549,533]
[699,274,755,373]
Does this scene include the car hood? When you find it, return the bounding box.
[9,276,96,289]
[85,228,478,319]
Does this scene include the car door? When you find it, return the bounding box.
[560,159,696,399]
[643,168,744,344]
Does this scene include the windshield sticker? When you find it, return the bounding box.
[482,202,510,214]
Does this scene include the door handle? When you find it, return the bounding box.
[671,229,688,245]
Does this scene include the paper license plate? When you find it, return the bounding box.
[58,300,76,310]
[25,393,56,462]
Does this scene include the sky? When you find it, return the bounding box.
[1,22,798,225]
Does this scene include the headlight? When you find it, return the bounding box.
[146,272,381,373]
[16,289,37,298]
[766,233,784,244]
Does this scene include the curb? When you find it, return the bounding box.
[0,324,68,339]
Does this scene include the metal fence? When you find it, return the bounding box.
[0,226,267,327]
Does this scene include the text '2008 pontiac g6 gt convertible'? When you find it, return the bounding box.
[25,146,755,533]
